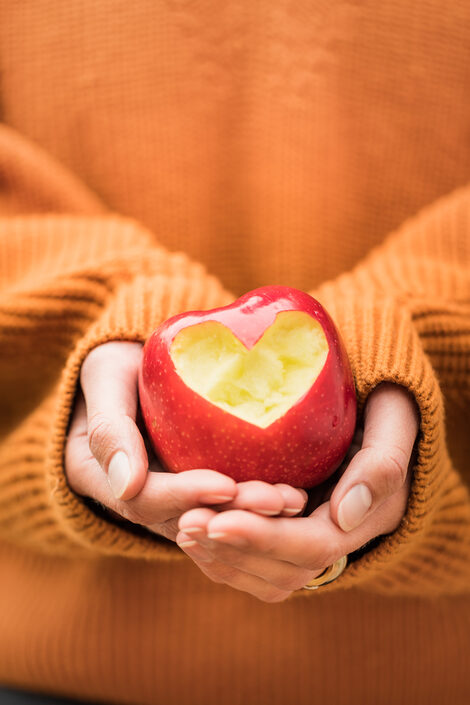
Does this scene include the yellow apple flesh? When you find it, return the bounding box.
[171,311,329,428]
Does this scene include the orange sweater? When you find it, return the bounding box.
[0,3,469,704]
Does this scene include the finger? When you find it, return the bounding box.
[176,537,292,603]
[178,506,219,537]
[329,383,419,532]
[134,469,236,526]
[275,484,309,516]
[66,395,238,526]
[215,481,306,516]
[80,341,148,500]
[195,560,292,603]
[202,509,336,570]
[202,479,412,573]
[177,530,313,592]
[68,429,238,526]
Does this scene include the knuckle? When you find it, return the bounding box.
[130,508,150,526]
[88,413,115,460]
[115,503,145,525]
[311,548,333,573]
[306,537,339,573]
[380,448,408,492]
[121,497,163,527]
[161,474,189,513]
[163,517,180,537]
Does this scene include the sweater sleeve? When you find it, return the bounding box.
[306,185,470,596]
[0,214,233,559]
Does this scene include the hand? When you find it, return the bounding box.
[65,341,308,542]
[176,383,419,601]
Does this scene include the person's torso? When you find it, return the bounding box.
[2,1,470,294]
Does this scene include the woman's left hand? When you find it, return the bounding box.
[176,383,420,602]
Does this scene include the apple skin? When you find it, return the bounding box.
[138,286,356,489]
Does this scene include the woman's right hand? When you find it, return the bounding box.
[65,341,307,542]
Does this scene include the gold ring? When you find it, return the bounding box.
[302,555,348,590]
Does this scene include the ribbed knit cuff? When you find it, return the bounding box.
[292,286,456,595]
[46,269,233,560]
[52,280,470,587]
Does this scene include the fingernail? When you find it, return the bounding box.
[200,494,234,504]
[178,541,212,562]
[183,527,203,535]
[257,509,280,516]
[283,507,303,515]
[337,484,372,532]
[107,451,131,499]
[178,539,197,548]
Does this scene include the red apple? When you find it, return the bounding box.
[138,286,356,488]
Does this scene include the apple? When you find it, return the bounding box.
[138,286,356,488]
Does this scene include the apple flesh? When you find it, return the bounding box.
[139,286,356,488]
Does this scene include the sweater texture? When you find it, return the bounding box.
[0,2,469,704]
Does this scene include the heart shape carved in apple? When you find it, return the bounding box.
[170,311,329,428]
[139,286,356,487]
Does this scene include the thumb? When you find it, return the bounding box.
[80,341,148,500]
[329,383,419,532]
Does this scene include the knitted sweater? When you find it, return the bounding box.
[0,2,469,704]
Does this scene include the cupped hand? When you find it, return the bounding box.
[176,383,420,601]
[65,341,308,542]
